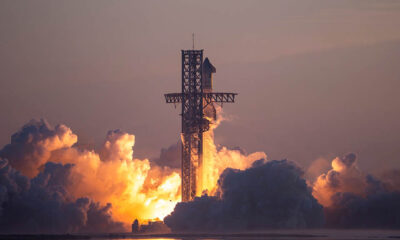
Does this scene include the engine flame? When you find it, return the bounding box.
[201,107,267,195]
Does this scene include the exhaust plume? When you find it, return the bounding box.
[0,116,266,233]
[313,153,400,228]
[4,118,398,232]
[0,119,181,232]
[200,107,266,195]
[201,118,267,195]
[164,159,324,231]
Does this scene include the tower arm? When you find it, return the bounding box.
[165,92,237,105]
[203,92,237,107]
[165,93,182,103]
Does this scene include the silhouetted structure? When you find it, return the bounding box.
[132,219,139,233]
[165,49,237,201]
[131,219,169,233]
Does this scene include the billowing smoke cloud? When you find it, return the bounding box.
[0,116,270,233]
[151,142,181,169]
[312,153,368,207]
[313,153,400,228]
[0,159,124,233]
[4,118,400,232]
[325,191,400,228]
[0,119,181,233]
[380,169,400,192]
[0,119,77,178]
[164,159,324,231]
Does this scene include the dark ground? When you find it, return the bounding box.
[2,230,400,240]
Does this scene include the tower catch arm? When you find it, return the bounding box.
[165,92,237,105]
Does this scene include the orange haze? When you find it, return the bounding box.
[21,112,266,230]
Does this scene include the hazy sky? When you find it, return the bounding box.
[1,0,400,173]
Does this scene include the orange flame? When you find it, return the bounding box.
[201,107,267,195]
[35,110,266,230]
[48,131,181,228]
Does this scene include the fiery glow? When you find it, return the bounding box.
[17,112,267,230]
[47,130,181,228]
[312,154,368,207]
[201,107,267,195]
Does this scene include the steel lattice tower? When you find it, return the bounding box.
[165,49,237,202]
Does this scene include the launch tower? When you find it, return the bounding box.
[165,49,237,202]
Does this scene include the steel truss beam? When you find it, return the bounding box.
[165,92,237,105]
